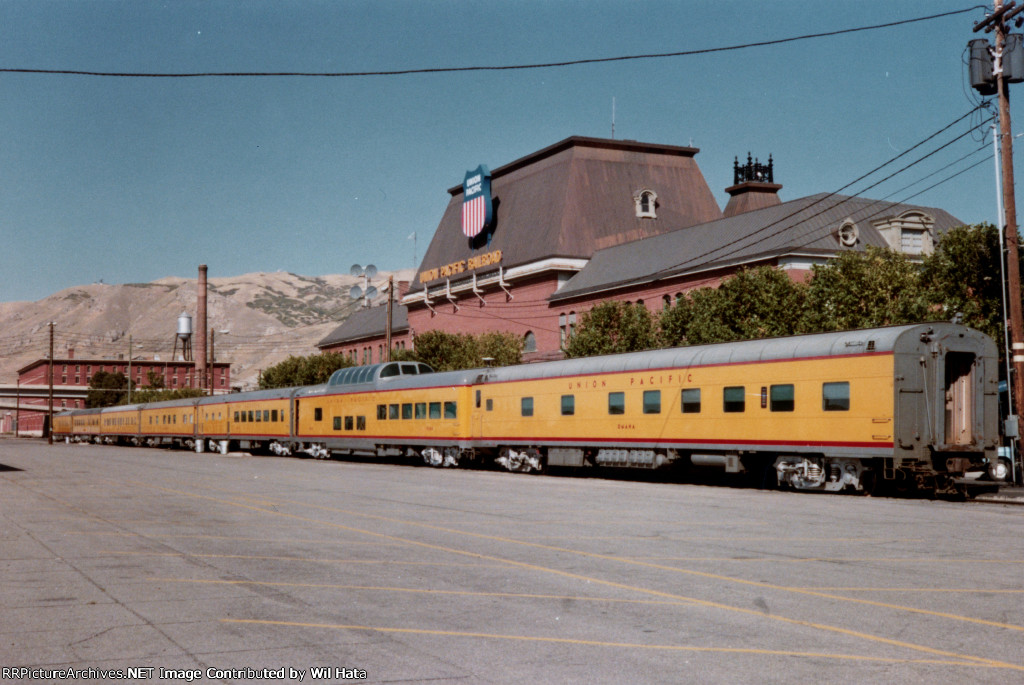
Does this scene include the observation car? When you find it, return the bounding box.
[53,323,1002,495]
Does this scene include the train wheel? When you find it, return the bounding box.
[860,470,878,497]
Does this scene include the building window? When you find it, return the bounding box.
[837,220,859,247]
[634,189,658,219]
[901,228,924,255]
[524,331,537,353]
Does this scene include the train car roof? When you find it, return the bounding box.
[481,322,988,383]
[296,364,478,398]
[196,387,298,404]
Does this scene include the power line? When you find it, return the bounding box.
[0,7,979,79]
[641,106,987,281]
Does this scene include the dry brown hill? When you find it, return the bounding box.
[0,270,413,389]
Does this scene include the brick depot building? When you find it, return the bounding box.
[318,136,961,363]
[3,353,230,436]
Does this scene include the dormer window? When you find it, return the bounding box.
[837,219,859,247]
[871,210,936,258]
[634,189,658,219]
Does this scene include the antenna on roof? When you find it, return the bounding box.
[611,97,616,139]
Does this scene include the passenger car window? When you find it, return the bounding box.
[608,392,625,415]
[643,390,661,414]
[444,401,457,419]
[681,388,701,413]
[521,397,534,417]
[415,403,426,419]
[402,403,413,420]
[723,386,745,413]
[561,395,575,416]
[429,402,441,419]
[823,382,850,411]
[770,384,795,412]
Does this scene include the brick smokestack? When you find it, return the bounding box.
[197,264,208,391]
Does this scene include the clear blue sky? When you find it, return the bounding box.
[0,0,1015,302]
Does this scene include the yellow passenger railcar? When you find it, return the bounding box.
[100,404,142,442]
[472,322,998,493]
[294,362,471,462]
[139,400,197,443]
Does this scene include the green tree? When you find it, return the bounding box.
[128,387,207,404]
[921,223,1006,348]
[662,266,807,346]
[405,330,522,371]
[801,246,930,332]
[86,371,131,408]
[259,352,354,389]
[563,300,659,358]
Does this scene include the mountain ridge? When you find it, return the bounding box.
[0,269,413,389]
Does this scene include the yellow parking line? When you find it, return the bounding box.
[796,587,1024,594]
[631,557,1024,563]
[100,550,502,567]
[67,531,408,547]
[220,618,1012,670]
[149,578,697,606]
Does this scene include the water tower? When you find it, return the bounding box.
[173,312,193,362]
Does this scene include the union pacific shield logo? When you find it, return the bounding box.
[461,165,493,238]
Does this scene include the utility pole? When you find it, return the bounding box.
[127,335,132,403]
[209,328,215,396]
[47,322,54,445]
[976,2,1024,483]
[385,275,394,362]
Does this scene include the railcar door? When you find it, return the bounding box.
[944,352,975,446]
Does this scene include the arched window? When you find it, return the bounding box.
[634,189,658,219]
[524,331,537,353]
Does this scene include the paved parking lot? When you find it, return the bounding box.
[1,438,1023,683]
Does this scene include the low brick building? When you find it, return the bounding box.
[2,354,230,436]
